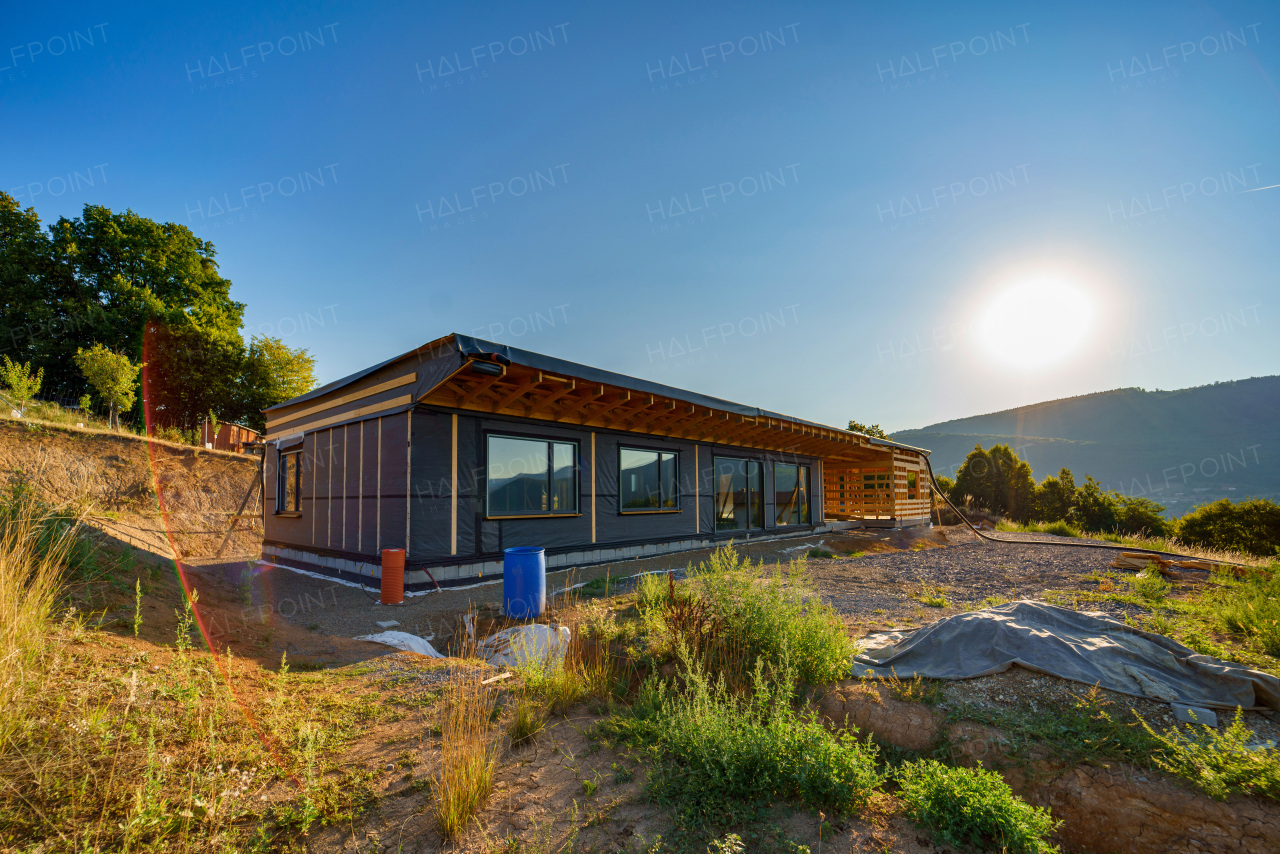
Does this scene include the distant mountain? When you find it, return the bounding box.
[892,376,1280,517]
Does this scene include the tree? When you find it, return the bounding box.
[0,192,245,417]
[237,335,317,429]
[951,444,1036,521]
[142,321,243,431]
[1,193,316,431]
[1034,468,1078,522]
[848,421,890,439]
[1114,495,1171,538]
[0,356,43,411]
[1072,476,1117,533]
[74,345,140,429]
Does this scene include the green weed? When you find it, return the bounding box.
[894,759,1059,853]
[606,653,882,826]
[1140,708,1280,801]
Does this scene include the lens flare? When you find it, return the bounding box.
[976,277,1095,371]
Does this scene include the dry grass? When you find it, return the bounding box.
[0,488,382,852]
[431,667,502,839]
[0,496,74,753]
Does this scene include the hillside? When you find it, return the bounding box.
[892,376,1280,516]
[0,417,262,559]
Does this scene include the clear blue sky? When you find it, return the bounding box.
[3,1,1276,431]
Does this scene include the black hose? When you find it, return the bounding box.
[922,457,1247,569]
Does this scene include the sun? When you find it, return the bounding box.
[976,276,1095,371]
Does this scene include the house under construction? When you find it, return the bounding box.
[259,334,932,590]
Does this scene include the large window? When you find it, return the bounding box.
[714,457,762,531]
[276,450,301,513]
[486,435,578,517]
[774,463,811,526]
[620,447,679,511]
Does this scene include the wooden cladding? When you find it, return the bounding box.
[264,373,418,438]
[823,449,931,523]
[418,363,893,464]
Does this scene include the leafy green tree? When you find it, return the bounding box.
[951,444,1036,521]
[934,474,956,498]
[848,420,889,439]
[1114,495,1171,537]
[74,345,140,429]
[78,393,93,415]
[142,321,244,431]
[2,193,314,431]
[237,335,317,429]
[1176,498,1280,557]
[1034,468,1078,522]
[0,356,43,411]
[1072,476,1117,532]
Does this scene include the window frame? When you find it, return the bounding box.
[713,455,764,532]
[773,462,812,527]
[484,432,581,519]
[617,445,681,514]
[275,449,302,515]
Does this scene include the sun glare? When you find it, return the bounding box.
[976,276,1095,371]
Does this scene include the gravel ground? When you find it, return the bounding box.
[805,527,1174,633]
[181,528,882,646]
[183,526,1174,651]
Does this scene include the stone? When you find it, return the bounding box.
[1172,704,1218,727]
[376,620,400,629]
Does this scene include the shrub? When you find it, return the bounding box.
[1115,495,1172,537]
[1039,520,1080,538]
[894,760,1060,853]
[1127,568,1171,603]
[1204,565,1280,656]
[682,543,858,685]
[1177,498,1280,558]
[1140,708,1280,801]
[611,656,882,824]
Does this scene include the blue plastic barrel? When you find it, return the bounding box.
[503,547,546,619]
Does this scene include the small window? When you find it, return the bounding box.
[276,450,301,513]
[486,435,578,517]
[620,448,679,511]
[907,472,918,499]
[774,463,811,526]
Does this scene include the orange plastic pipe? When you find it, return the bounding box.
[380,548,405,605]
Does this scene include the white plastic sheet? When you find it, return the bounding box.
[479,624,571,669]
[354,630,445,658]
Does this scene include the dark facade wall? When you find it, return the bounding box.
[264,411,410,558]
[407,406,823,562]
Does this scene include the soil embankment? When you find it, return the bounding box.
[819,680,1280,853]
[0,418,262,559]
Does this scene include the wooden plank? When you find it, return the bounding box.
[494,374,544,411]
[267,373,416,428]
[265,395,413,439]
[450,413,458,556]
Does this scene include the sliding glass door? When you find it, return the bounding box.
[774,463,811,526]
[714,457,762,531]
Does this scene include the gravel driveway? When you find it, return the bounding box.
[804,528,1166,634]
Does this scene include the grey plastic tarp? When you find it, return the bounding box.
[854,600,1280,711]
